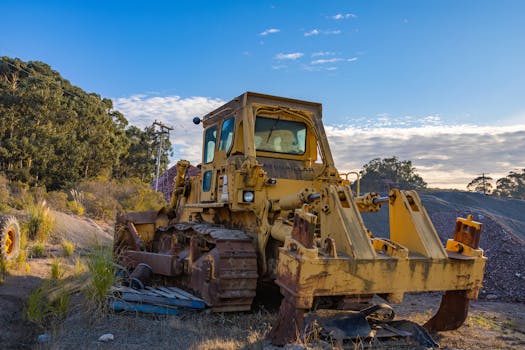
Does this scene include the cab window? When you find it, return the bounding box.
[203,125,217,163]
[218,117,234,153]
[254,116,307,155]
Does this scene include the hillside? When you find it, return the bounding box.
[362,191,525,302]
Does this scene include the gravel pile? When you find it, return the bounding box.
[430,209,525,302]
[153,164,199,203]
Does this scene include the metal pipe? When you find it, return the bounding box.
[372,196,389,205]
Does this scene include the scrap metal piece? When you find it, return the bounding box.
[305,304,395,340]
[129,263,153,290]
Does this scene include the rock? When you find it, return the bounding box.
[486,294,499,300]
[37,333,51,343]
[98,333,114,342]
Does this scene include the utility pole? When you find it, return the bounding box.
[153,120,173,191]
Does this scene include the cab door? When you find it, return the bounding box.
[200,125,218,202]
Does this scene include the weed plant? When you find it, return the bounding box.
[86,246,115,307]
[51,259,64,280]
[30,242,46,258]
[26,201,55,241]
[61,239,75,257]
[26,282,70,329]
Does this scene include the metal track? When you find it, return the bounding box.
[181,223,259,312]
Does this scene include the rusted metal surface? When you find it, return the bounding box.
[127,222,144,250]
[423,290,470,332]
[122,251,176,276]
[191,237,258,312]
[269,295,305,346]
[292,213,315,249]
[129,263,153,289]
[454,215,482,249]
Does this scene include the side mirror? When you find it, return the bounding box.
[193,117,201,125]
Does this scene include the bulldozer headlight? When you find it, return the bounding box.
[243,191,255,203]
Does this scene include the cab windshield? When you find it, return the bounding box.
[254,116,306,155]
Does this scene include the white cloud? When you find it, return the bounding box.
[113,94,525,189]
[311,58,343,65]
[260,28,280,36]
[331,13,357,20]
[305,29,341,36]
[304,29,320,37]
[113,94,225,163]
[312,51,335,57]
[274,52,304,60]
[326,122,525,189]
[310,57,358,65]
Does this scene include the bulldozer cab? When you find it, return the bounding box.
[196,92,338,205]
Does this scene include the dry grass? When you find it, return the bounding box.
[26,200,55,242]
[61,238,75,257]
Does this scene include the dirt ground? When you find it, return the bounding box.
[3,267,524,350]
[1,209,525,350]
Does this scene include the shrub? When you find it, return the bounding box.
[7,181,32,209]
[117,178,166,212]
[26,201,55,242]
[0,173,9,212]
[30,242,46,258]
[78,177,166,220]
[45,191,69,212]
[26,282,70,328]
[66,200,85,215]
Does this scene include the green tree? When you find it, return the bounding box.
[467,175,493,194]
[494,169,525,199]
[358,156,427,193]
[0,57,171,190]
[114,124,172,183]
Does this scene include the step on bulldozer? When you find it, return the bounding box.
[114,92,486,345]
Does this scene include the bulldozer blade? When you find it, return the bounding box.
[423,290,470,332]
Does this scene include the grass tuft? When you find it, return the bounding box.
[61,239,75,257]
[0,259,7,284]
[86,246,115,308]
[51,259,65,280]
[26,282,70,329]
[30,242,46,258]
[26,200,55,242]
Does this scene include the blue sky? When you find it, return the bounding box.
[2,0,524,188]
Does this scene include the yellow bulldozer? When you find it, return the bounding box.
[114,92,486,345]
